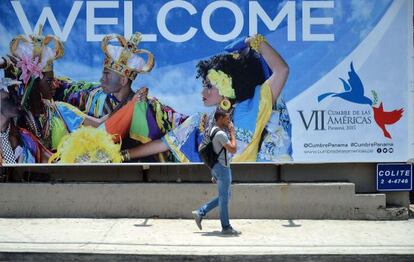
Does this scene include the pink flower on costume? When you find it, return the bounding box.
[16,56,44,85]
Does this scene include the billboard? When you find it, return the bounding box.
[0,0,412,165]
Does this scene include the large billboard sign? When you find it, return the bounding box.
[0,0,412,165]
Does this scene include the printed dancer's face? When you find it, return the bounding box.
[0,91,19,121]
[100,69,123,94]
[201,79,222,107]
[37,71,56,100]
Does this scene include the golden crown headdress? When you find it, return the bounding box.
[101,32,154,81]
[9,25,64,72]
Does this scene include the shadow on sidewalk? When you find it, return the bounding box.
[134,218,152,227]
[194,231,241,238]
[282,219,302,227]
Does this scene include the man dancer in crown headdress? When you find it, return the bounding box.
[53,32,153,121]
[96,33,187,161]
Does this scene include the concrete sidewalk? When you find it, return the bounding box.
[0,218,413,261]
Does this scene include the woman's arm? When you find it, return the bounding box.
[245,35,289,105]
[83,114,109,128]
[122,139,169,161]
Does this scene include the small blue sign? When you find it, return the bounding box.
[376,163,412,192]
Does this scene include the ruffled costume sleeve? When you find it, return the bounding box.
[101,96,188,144]
[161,112,207,163]
[56,78,116,118]
[50,101,87,150]
[257,95,293,162]
[160,81,273,163]
[231,80,273,162]
[18,128,52,163]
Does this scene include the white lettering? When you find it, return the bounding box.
[87,1,119,41]
[11,0,336,43]
[202,1,243,42]
[249,1,296,41]
[11,0,83,41]
[379,169,411,177]
[124,1,133,39]
[303,1,334,41]
[157,0,197,42]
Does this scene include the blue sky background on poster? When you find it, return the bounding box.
[0,0,394,115]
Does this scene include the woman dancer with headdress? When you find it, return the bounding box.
[118,35,292,163]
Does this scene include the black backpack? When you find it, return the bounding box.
[198,128,226,169]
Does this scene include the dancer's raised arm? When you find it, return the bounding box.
[245,35,289,105]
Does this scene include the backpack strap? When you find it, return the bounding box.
[210,127,227,165]
[224,147,227,166]
[210,127,221,140]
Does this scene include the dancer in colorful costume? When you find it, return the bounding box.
[0,78,51,164]
[97,33,187,161]
[120,35,292,163]
[5,26,100,158]
[56,32,154,118]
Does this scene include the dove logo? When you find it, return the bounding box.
[372,103,404,139]
[318,63,372,106]
[318,62,404,139]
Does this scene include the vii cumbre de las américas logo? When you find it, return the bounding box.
[300,62,404,140]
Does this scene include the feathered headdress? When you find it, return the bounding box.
[49,127,122,164]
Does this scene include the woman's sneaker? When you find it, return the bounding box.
[191,211,202,230]
[221,227,241,235]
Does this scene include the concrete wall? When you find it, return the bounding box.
[0,182,406,219]
[4,163,410,208]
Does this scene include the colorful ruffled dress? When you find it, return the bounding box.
[17,127,51,163]
[56,78,118,118]
[100,95,188,156]
[162,80,292,163]
[19,100,87,152]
